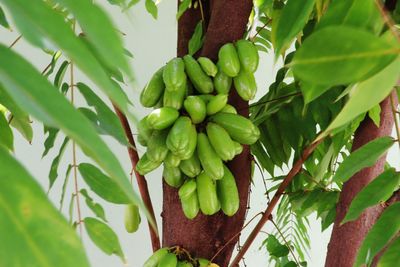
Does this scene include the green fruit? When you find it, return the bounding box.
[183,55,213,94]
[214,68,232,94]
[178,179,197,199]
[136,153,162,175]
[218,43,240,77]
[233,141,243,155]
[206,94,228,115]
[198,259,210,267]
[143,248,169,267]
[206,122,236,161]
[124,204,141,233]
[140,67,165,107]
[210,113,260,145]
[235,39,259,73]
[158,252,178,267]
[167,117,197,159]
[198,57,218,77]
[233,70,257,101]
[180,153,201,177]
[147,130,169,162]
[197,133,224,180]
[163,165,184,188]
[184,96,206,124]
[137,116,153,146]
[217,165,239,216]
[177,125,197,160]
[177,261,193,267]
[180,190,199,219]
[147,107,179,130]
[198,94,214,103]
[163,57,186,91]
[197,172,220,215]
[164,152,181,167]
[220,104,237,114]
[163,79,187,109]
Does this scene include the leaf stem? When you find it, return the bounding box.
[8,35,22,49]
[390,92,400,152]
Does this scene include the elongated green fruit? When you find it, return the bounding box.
[218,43,240,77]
[206,94,228,115]
[147,130,169,162]
[158,252,178,267]
[214,68,232,94]
[178,179,197,199]
[140,67,165,107]
[210,113,260,145]
[136,153,162,175]
[124,204,141,233]
[220,104,237,114]
[163,165,184,188]
[163,57,186,91]
[206,122,236,161]
[198,57,218,77]
[197,172,220,215]
[177,125,197,160]
[233,70,257,101]
[198,94,214,104]
[137,116,153,146]
[177,261,194,267]
[235,39,259,73]
[217,165,239,216]
[198,259,210,267]
[147,107,179,130]
[164,152,181,167]
[184,96,206,124]
[180,153,201,177]
[180,190,200,219]
[183,55,213,94]
[233,141,243,155]
[197,133,224,180]
[163,79,187,109]
[143,248,169,267]
[167,117,197,159]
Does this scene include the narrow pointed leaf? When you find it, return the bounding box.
[189,21,204,55]
[42,127,60,158]
[145,0,158,19]
[0,6,10,29]
[377,237,400,267]
[0,112,13,150]
[80,189,107,222]
[48,137,69,189]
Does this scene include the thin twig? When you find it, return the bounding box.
[374,0,400,43]
[113,106,161,252]
[230,138,324,266]
[250,19,272,41]
[8,35,22,49]
[198,0,205,26]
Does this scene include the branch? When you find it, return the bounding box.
[230,138,324,266]
[113,106,161,252]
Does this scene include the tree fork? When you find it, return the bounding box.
[162,1,253,266]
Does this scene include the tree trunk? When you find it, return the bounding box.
[161,1,253,266]
[325,92,397,267]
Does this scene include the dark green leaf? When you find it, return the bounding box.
[80,189,107,222]
[300,81,329,104]
[84,217,125,261]
[0,6,10,29]
[177,0,191,20]
[59,164,72,211]
[48,137,70,189]
[145,0,158,19]
[0,112,13,150]
[378,237,400,267]
[0,146,90,267]
[42,127,60,158]
[266,235,290,258]
[284,261,297,267]
[189,21,204,55]
[342,168,400,224]
[355,203,400,267]
[53,60,69,88]
[332,137,394,183]
[78,163,130,204]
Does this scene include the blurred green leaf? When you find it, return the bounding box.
[48,137,69,189]
[265,235,290,258]
[368,104,381,127]
[42,127,60,158]
[177,0,191,20]
[0,146,90,267]
[80,189,107,222]
[189,21,204,55]
[53,60,69,88]
[0,112,13,150]
[0,6,10,29]
[145,0,158,19]
[377,237,400,267]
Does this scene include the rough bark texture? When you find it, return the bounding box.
[325,92,397,267]
[162,1,253,266]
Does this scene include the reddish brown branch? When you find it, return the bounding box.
[113,106,161,252]
[230,138,324,266]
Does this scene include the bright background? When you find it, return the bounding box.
[4,1,396,266]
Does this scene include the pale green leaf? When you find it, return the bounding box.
[0,147,90,267]
[80,189,107,222]
[9,114,33,143]
[48,137,69,189]
[377,237,400,267]
[0,112,13,150]
[189,21,204,55]
[368,104,381,127]
[0,6,10,29]
[342,168,400,224]
[292,26,399,86]
[145,0,158,19]
[354,203,400,267]
[332,137,394,183]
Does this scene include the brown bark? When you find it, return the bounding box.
[325,92,397,267]
[162,1,253,266]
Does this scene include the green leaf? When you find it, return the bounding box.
[145,0,158,19]
[0,45,142,211]
[342,169,400,224]
[48,137,69,189]
[368,104,381,127]
[177,0,191,20]
[76,83,128,146]
[78,163,130,204]
[80,189,107,222]
[0,6,10,29]
[84,217,125,261]
[292,26,399,86]
[189,21,204,55]
[354,202,400,267]
[301,81,329,104]
[332,137,394,183]
[0,146,90,267]
[42,127,60,158]
[53,60,70,88]
[265,235,290,258]
[377,237,400,267]
[59,164,72,211]
[9,114,33,143]
[325,57,400,133]
[1,0,134,119]
[274,0,316,55]
[0,112,13,150]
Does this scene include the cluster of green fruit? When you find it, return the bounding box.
[144,247,219,267]
[136,40,260,218]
